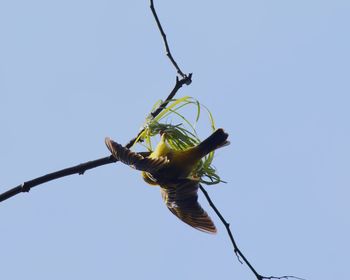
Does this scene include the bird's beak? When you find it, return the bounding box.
[160,133,167,141]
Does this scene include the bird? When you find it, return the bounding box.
[105,128,229,233]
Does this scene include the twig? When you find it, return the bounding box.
[150,74,192,118]
[0,156,116,203]
[199,185,305,280]
[126,0,193,149]
[150,0,189,79]
[125,74,192,149]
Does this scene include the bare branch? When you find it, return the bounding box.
[199,185,304,280]
[150,74,192,118]
[150,0,190,79]
[0,156,116,203]
[125,74,192,149]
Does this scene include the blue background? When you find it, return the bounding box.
[1,1,349,279]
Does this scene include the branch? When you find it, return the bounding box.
[199,185,305,280]
[150,74,192,118]
[150,0,190,79]
[0,156,116,203]
[125,74,192,149]
[126,0,193,149]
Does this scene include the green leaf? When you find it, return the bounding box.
[137,96,225,185]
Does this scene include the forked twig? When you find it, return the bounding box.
[200,185,305,280]
[125,74,192,149]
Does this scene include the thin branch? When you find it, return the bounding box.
[125,74,192,149]
[126,0,193,149]
[199,185,305,280]
[150,0,189,79]
[0,156,116,203]
[150,74,192,118]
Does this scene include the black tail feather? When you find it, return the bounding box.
[197,128,229,157]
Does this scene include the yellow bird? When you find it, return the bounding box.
[105,128,229,233]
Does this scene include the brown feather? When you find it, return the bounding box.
[160,179,217,233]
[105,137,169,172]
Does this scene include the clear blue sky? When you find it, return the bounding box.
[1,1,349,279]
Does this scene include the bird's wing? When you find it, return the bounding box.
[105,137,169,172]
[160,179,217,233]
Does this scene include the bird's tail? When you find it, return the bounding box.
[196,128,229,157]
